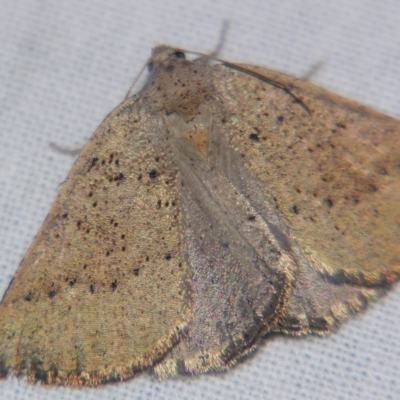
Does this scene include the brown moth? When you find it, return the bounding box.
[0,46,399,386]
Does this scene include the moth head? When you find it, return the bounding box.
[147,46,187,72]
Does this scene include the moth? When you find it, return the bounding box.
[0,45,399,386]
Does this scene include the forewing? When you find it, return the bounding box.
[213,62,400,332]
[0,97,192,385]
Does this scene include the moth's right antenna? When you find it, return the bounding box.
[209,20,230,60]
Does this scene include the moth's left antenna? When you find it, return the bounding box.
[124,56,151,100]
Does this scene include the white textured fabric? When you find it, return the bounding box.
[0,1,399,399]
